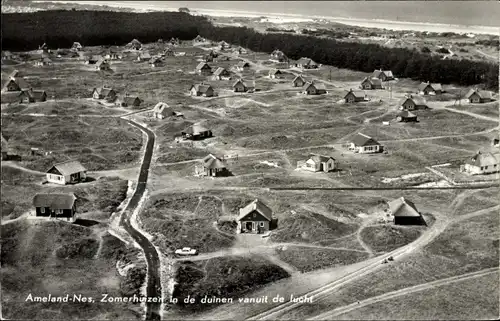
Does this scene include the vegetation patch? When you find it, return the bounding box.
[172,256,289,312]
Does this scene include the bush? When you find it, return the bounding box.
[421,46,431,53]
[120,266,147,297]
[55,238,98,259]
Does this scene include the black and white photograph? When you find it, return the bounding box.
[1,0,499,320]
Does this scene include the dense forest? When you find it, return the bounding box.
[1,10,498,89]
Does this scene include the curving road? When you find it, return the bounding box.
[120,119,162,321]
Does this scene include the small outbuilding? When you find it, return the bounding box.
[268,68,283,79]
[92,87,117,102]
[388,197,426,225]
[303,81,327,95]
[181,124,213,140]
[195,62,212,75]
[212,67,231,80]
[235,61,250,71]
[195,154,230,177]
[19,89,47,103]
[397,110,418,122]
[292,75,306,87]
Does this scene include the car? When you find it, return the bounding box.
[175,247,198,256]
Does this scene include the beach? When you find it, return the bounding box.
[32,0,500,35]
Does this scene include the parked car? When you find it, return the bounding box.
[175,247,198,256]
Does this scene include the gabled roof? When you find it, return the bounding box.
[399,95,427,106]
[33,193,76,209]
[238,199,272,221]
[122,96,141,105]
[20,89,47,100]
[236,61,250,67]
[191,83,213,94]
[361,77,382,86]
[96,58,109,67]
[94,87,115,97]
[149,57,162,64]
[304,81,326,91]
[202,154,226,169]
[153,102,170,114]
[297,57,317,66]
[372,69,394,79]
[72,42,82,48]
[466,89,493,100]
[128,39,142,46]
[293,75,306,83]
[345,90,366,98]
[351,133,380,147]
[268,68,282,75]
[196,62,211,70]
[308,154,335,163]
[213,67,229,76]
[183,123,210,135]
[388,197,421,217]
[418,82,442,92]
[3,77,31,91]
[465,151,500,167]
[48,160,86,176]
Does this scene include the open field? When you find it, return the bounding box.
[1,114,142,171]
[447,101,499,119]
[1,99,127,116]
[360,213,435,254]
[334,271,499,320]
[1,219,144,320]
[290,209,499,319]
[276,246,369,273]
[1,166,128,220]
[172,255,289,312]
[141,193,236,254]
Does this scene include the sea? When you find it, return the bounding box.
[34,1,500,35]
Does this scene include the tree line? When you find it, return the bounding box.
[2,10,497,89]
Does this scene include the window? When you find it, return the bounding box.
[56,209,63,214]
[260,222,265,227]
[480,166,484,170]
[40,207,45,214]
[485,166,488,170]
[253,213,256,218]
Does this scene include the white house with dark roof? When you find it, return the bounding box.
[33,193,77,223]
[349,133,383,154]
[461,151,500,175]
[71,42,83,51]
[237,199,273,234]
[297,154,336,172]
[46,160,87,185]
